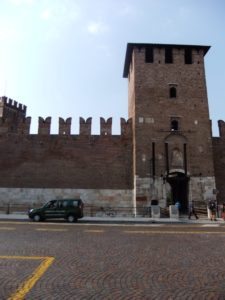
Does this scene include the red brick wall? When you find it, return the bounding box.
[0,134,133,189]
[127,45,214,179]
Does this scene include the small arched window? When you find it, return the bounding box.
[170,87,177,98]
[171,120,179,131]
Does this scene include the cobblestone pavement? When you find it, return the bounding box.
[0,221,225,299]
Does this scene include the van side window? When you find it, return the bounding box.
[62,201,68,207]
[72,200,79,207]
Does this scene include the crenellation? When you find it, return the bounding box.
[0,111,130,136]
[0,96,27,114]
[59,117,71,135]
[121,118,132,136]
[100,117,112,135]
[17,117,31,135]
[0,96,7,103]
[38,117,51,135]
[218,120,225,138]
[80,117,92,135]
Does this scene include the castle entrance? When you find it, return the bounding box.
[166,172,189,212]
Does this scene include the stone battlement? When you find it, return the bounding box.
[218,120,225,138]
[0,96,27,114]
[0,114,132,136]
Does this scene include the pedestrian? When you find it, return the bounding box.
[221,202,225,221]
[188,202,198,219]
[175,201,181,211]
[208,200,217,221]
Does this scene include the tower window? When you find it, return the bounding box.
[185,48,192,64]
[165,47,173,63]
[171,120,179,131]
[145,47,153,63]
[170,87,177,98]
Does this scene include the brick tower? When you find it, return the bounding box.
[0,96,27,133]
[123,43,216,214]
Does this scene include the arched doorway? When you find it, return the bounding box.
[166,172,189,212]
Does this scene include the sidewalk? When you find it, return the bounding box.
[0,213,224,224]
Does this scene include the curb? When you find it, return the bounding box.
[0,214,224,224]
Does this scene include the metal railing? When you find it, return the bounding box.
[0,203,210,218]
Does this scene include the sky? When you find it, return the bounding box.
[0,0,224,135]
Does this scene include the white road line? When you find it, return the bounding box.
[201,224,220,227]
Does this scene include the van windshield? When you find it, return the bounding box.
[44,200,57,208]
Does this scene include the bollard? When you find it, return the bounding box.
[6,203,10,214]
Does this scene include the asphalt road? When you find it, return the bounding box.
[0,221,225,300]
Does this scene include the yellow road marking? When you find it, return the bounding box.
[0,222,28,225]
[124,230,225,235]
[0,256,54,300]
[0,227,15,230]
[36,228,68,232]
[84,229,104,233]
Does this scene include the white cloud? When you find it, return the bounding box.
[40,9,51,20]
[39,1,81,41]
[87,22,108,35]
[40,2,80,23]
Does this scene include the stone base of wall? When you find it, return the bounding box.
[190,176,216,203]
[135,176,166,206]
[0,188,133,216]
[134,175,217,215]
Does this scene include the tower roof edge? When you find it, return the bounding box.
[123,42,211,78]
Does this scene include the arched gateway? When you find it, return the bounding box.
[166,172,189,213]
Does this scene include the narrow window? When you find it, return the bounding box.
[145,47,153,63]
[165,47,173,63]
[171,120,179,131]
[185,48,192,64]
[152,142,155,177]
[170,87,176,98]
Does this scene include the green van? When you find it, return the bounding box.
[28,199,84,222]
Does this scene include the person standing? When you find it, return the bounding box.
[208,200,217,221]
[221,202,225,221]
[188,202,198,220]
[175,201,181,211]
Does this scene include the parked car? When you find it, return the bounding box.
[28,199,84,222]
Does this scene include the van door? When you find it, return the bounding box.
[44,200,58,219]
[57,200,67,218]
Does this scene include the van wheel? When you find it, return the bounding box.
[33,214,41,222]
[67,215,77,223]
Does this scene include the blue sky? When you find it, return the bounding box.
[0,0,224,135]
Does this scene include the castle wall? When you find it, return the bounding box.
[0,43,222,216]
[212,120,225,203]
[0,116,133,208]
[0,134,132,189]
